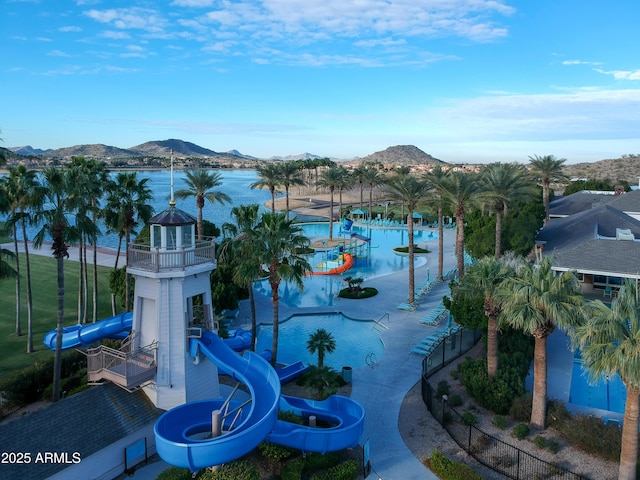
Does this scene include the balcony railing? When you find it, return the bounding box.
[87,342,157,391]
[127,239,216,272]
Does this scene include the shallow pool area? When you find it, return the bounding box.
[255,312,384,370]
[256,223,438,308]
[569,351,627,414]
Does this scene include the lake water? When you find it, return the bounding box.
[3,169,273,249]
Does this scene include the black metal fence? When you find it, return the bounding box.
[420,329,588,480]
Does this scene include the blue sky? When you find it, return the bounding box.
[2,1,640,164]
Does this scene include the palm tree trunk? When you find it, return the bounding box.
[285,186,290,221]
[270,188,276,213]
[338,188,343,220]
[52,255,65,402]
[487,313,499,377]
[455,213,465,277]
[495,207,502,258]
[249,286,257,352]
[619,385,640,480]
[437,206,444,279]
[530,334,548,429]
[92,240,98,323]
[112,236,123,316]
[543,182,550,225]
[83,240,89,323]
[329,187,334,241]
[270,275,280,367]
[125,229,131,312]
[368,186,373,221]
[407,209,415,304]
[12,224,21,337]
[197,207,203,241]
[21,221,34,353]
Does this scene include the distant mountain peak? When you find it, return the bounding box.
[356,145,444,166]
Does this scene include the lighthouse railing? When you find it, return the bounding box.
[127,238,216,272]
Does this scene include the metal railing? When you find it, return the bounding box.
[87,342,157,391]
[127,239,215,272]
[421,329,587,480]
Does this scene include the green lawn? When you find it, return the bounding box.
[0,252,118,378]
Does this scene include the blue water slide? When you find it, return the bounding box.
[268,395,364,453]
[43,312,133,351]
[154,331,281,470]
[154,331,364,470]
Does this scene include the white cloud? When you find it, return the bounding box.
[84,8,168,33]
[170,0,215,6]
[59,25,82,33]
[101,30,131,40]
[595,68,640,81]
[48,49,71,57]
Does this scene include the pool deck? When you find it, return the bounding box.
[232,227,459,480]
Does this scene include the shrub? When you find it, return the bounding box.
[427,450,483,480]
[546,399,571,428]
[462,412,477,426]
[492,415,508,430]
[309,460,359,480]
[437,380,450,396]
[281,457,304,480]
[157,466,200,480]
[258,442,294,464]
[512,423,530,439]
[279,409,305,425]
[509,394,532,422]
[555,414,621,461]
[199,460,259,480]
[303,452,341,471]
[448,393,463,407]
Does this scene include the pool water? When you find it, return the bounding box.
[255,312,384,370]
[569,351,627,414]
[256,223,438,308]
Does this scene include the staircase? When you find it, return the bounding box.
[87,341,157,391]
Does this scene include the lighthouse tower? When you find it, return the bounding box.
[126,159,220,410]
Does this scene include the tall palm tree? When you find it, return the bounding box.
[307,328,336,369]
[386,174,430,304]
[33,167,79,402]
[104,172,153,312]
[424,166,447,279]
[220,203,262,351]
[480,163,537,258]
[434,171,480,278]
[250,212,311,366]
[572,280,640,480]
[3,164,43,351]
[352,164,368,212]
[459,257,515,377]
[67,157,108,323]
[276,162,304,221]
[251,163,281,213]
[334,165,353,221]
[174,170,231,240]
[362,164,382,221]
[528,154,568,225]
[497,258,583,429]
[318,166,344,241]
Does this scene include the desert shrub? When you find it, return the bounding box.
[200,460,259,480]
[437,380,450,396]
[309,460,359,480]
[462,411,477,426]
[509,394,532,422]
[492,415,509,430]
[458,354,526,414]
[157,466,202,480]
[427,450,483,480]
[281,457,304,480]
[546,399,571,428]
[512,423,530,439]
[555,414,621,461]
[449,393,463,407]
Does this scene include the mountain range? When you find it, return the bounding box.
[6,140,441,166]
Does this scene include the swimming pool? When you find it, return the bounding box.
[256,223,438,308]
[255,312,385,370]
[569,350,626,414]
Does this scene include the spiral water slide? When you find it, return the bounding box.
[154,331,364,471]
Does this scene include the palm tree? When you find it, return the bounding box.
[33,167,79,402]
[251,163,281,213]
[434,171,481,278]
[68,157,108,323]
[307,328,336,369]
[220,204,262,351]
[104,172,153,311]
[386,174,430,304]
[352,164,368,212]
[497,258,583,429]
[3,164,43,351]
[362,164,382,221]
[318,165,344,241]
[480,163,537,258]
[334,165,353,221]
[276,162,304,221]
[424,166,447,279]
[459,257,515,377]
[572,280,640,480]
[528,154,568,225]
[0,248,17,280]
[174,170,231,240]
[250,212,312,366]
